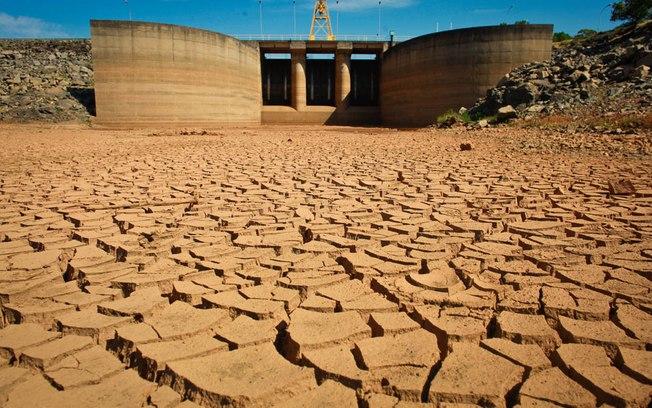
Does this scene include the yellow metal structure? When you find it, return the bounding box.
[309,0,335,41]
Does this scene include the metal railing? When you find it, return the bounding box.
[233,34,415,42]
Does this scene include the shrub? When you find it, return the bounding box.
[576,28,598,39]
[553,32,573,42]
[436,110,471,127]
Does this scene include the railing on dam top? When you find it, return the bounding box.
[234,34,413,42]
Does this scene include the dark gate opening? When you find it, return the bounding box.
[262,55,291,106]
[351,57,379,106]
[307,56,335,106]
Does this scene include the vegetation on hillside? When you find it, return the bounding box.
[610,0,652,23]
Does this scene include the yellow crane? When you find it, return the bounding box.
[309,0,335,41]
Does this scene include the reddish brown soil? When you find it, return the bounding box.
[0,124,650,407]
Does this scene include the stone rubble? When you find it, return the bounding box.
[470,21,652,128]
[0,40,93,123]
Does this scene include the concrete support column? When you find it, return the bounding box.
[335,43,353,109]
[290,42,307,111]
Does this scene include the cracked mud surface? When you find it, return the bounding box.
[0,124,650,407]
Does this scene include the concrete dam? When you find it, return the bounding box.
[90,20,553,128]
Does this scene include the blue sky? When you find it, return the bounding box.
[0,0,618,39]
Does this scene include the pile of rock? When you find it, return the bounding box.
[469,21,652,122]
[0,40,94,123]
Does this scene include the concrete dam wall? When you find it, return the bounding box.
[91,20,262,127]
[380,25,553,127]
[90,21,552,127]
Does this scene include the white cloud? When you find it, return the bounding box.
[330,0,416,12]
[0,12,68,38]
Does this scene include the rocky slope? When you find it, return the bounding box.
[470,21,652,129]
[0,40,93,123]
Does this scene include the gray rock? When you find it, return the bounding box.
[504,83,538,107]
[571,70,591,83]
[497,105,518,121]
[631,65,649,79]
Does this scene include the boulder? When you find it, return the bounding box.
[497,105,518,121]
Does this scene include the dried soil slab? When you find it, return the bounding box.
[3,300,76,328]
[615,347,652,385]
[414,306,488,353]
[109,322,159,361]
[162,343,317,408]
[0,241,32,256]
[77,262,137,286]
[236,267,282,285]
[271,380,358,408]
[553,343,651,407]
[496,311,561,354]
[558,316,643,357]
[19,334,94,370]
[0,266,63,304]
[507,220,565,238]
[214,315,280,349]
[240,284,302,312]
[284,308,371,362]
[0,366,32,396]
[202,290,288,320]
[170,280,214,306]
[299,294,337,312]
[1,372,63,408]
[465,242,523,259]
[53,291,111,310]
[353,329,440,370]
[316,279,372,303]
[148,385,182,408]
[369,365,434,402]
[303,344,368,388]
[489,260,549,277]
[615,303,652,345]
[56,309,132,344]
[369,312,421,336]
[406,268,465,295]
[519,367,596,407]
[541,286,612,322]
[497,286,541,314]
[8,249,62,270]
[132,335,228,381]
[43,345,124,389]
[480,338,551,374]
[0,323,60,363]
[340,292,399,317]
[277,272,350,295]
[145,301,230,341]
[97,287,167,319]
[58,369,158,407]
[65,246,115,280]
[428,342,525,407]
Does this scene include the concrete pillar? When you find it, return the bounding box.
[290,42,307,111]
[335,43,353,109]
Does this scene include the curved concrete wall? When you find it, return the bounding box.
[91,20,261,126]
[380,24,553,127]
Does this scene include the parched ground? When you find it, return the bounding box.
[0,124,650,408]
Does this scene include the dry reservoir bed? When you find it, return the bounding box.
[0,124,650,407]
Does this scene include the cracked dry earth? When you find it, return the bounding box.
[0,123,650,408]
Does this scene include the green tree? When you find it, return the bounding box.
[611,0,652,23]
[514,20,529,25]
[553,32,573,42]
[575,28,598,39]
